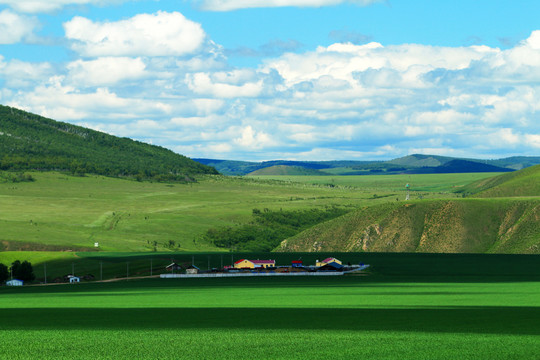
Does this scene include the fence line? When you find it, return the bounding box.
[161,271,345,278]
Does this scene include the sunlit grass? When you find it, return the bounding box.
[0,277,538,359]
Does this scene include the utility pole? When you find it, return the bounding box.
[126,262,129,279]
[150,259,153,276]
[44,263,47,284]
[100,261,103,281]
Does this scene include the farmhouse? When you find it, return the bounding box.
[316,257,342,267]
[166,263,182,272]
[6,279,23,286]
[234,259,276,269]
[185,265,200,274]
[318,262,344,271]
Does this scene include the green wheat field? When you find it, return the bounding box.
[1,253,539,359]
[1,275,539,359]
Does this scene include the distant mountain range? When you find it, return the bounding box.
[194,154,540,176]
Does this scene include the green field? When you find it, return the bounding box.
[0,171,497,253]
[1,270,538,359]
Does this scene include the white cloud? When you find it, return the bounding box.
[5,17,540,161]
[0,10,39,44]
[186,71,263,98]
[525,134,540,148]
[8,77,172,121]
[64,11,207,57]
[66,57,147,87]
[234,125,276,149]
[0,57,53,87]
[197,0,381,11]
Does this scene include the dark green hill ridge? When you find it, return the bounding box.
[247,165,329,176]
[0,105,217,180]
[460,164,540,198]
[278,199,540,254]
[195,154,540,176]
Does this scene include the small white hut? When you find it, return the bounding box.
[6,279,23,286]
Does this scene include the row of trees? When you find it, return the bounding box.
[0,260,35,283]
[202,206,351,252]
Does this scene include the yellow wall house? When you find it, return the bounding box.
[234,259,255,269]
[316,257,342,267]
[234,259,276,269]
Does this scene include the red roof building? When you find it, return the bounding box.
[234,259,276,269]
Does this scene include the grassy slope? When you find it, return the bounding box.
[279,199,540,254]
[461,164,540,197]
[1,172,378,252]
[279,166,540,254]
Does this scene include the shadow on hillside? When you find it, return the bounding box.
[1,306,538,335]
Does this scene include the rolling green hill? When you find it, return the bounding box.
[460,164,540,198]
[0,105,217,180]
[278,199,540,254]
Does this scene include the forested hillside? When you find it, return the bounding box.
[0,105,218,180]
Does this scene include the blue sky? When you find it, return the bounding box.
[1,0,540,161]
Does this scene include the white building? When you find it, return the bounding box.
[6,279,23,286]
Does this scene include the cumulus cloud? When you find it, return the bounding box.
[186,70,264,98]
[234,125,276,149]
[196,0,381,11]
[0,57,53,87]
[6,12,540,161]
[64,11,207,57]
[0,10,39,44]
[66,57,147,87]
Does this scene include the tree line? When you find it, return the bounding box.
[201,206,351,252]
[0,260,35,284]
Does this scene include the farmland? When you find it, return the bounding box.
[1,257,539,359]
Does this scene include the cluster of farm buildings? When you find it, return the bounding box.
[168,257,362,274]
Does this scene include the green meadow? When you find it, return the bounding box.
[1,269,539,359]
[0,171,496,254]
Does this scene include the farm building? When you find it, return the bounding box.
[234,259,275,269]
[166,263,182,272]
[69,276,80,283]
[291,260,303,267]
[185,265,200,274]
[6,279,23,286]
[316,257,342,267]
[318,262,344,271]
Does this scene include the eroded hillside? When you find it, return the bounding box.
[278,199,540,254]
